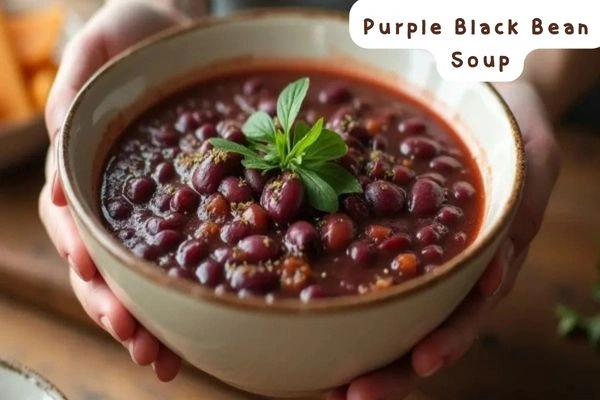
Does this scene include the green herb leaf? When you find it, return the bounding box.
[586,316,600,346]
[293,121,310,146]
[306,162,363,195]
[243,111,276,142]
[295,167,339,212]
[277,77,309,135]
[242,158,277,171]
[303,128,348,163]
[288,118,324,161]
[209,138,260,159]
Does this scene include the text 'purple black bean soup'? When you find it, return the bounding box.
[100,66,484,302]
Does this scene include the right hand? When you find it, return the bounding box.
[40,1,193,381]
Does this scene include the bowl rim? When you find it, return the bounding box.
[0,358,68,400]
[58,9,525,314]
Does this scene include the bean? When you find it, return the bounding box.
[409,179,445,216]
[202,193,230,221]
[372,135,389,151]
[218,177,253,203]
[398,117,426,135]
[124,177,156,204]
[452,181,476,202]
[153,127,179,147]
[340,153,362,175]
[167,267,194,280]
[417,172,447,185]
[230,265,279,293]
[300,285,329,302]
[220,220,252,245]
[429,156,462,173]
[391,253,418,277]
[175,111,200,133]
[365,224,392,243]
[152,229,182,253]
[280,257,314,293]
[212,246,239,266]
[195,123,217,141]
[347,241,376,265]
[365,180,405,216]
[437,205,463,225]
[221,126,246,144]
[366,159,389,179]
[155,162,175,183]
[285,221,320,253]
[416,223,448,245]
[241,203,269,234]
[243,77,264,96]
[421,245,444,263]
[191,150,231,194]
[391,164,415,185]
[195,221,221,243]
[260,172,304,224]
[258,98,277,116]
[132,243,159,261]
[378,233,411,252]
[170,186,199,214]
[176,240,208,268]
[400,136,441,158]
[244,168,269,194]
[342,195,370,222]
[195,258,223,287]
[105,199,131,220]
[237,235,281,263]
[319,84,352,104]
[321,213,355,252]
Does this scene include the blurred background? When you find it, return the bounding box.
[0,1,598,399]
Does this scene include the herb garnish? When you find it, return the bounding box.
[556,258,600,347]
[209,77,362,212]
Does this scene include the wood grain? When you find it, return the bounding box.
[0,126,599,399]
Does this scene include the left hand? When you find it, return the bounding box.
[328,81,561,400]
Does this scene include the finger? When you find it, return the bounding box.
[123,327,161,366]
[39,184,96,280]
[411,292,489,378]
[326,386,348,400]
[477,239,514,297]
[69,269,136,342]
[493,247,529,299]
[345,360,415,400]
[152,345,182,382]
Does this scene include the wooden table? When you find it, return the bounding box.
[1,126,599,399]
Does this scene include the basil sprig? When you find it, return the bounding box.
[210,77,362,212]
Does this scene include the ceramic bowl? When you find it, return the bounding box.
[57,10,524,398]
[0,359,67,400]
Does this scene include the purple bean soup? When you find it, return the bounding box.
[100,66,484,302]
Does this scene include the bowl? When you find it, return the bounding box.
[57,10,524,398]
[0,359,67,400]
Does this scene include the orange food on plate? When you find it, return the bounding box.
[0,8,33,123]
[6,2,64,71]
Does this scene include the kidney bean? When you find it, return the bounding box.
[280,257,314,293]
[258,98,277,116]
[230,265,279,293]
[203,193,230,221]
[260,173,304,224]
[342,195,370,222]
[191,151,230,194]
[421,245,444,263]
[365,180,405,216]
[416,223,448,245]
[243,77,264,96]
[452,181,476,202]
[212,246,238,266]
[429,155,462,173]
[241,203,269,233]
[321,213,355,252]
[220,220,252,245]
[152,230,182,254]
[372,135,389,151]
[153,127,179,147]
[285,221,320,253]
[300,284,329,302]
[219,177,253,203]
[391,164,415,185]
[221,126,246,144]
[106,199,131,220]
[398,117,426,135]
[409,179,445,216]
[175,111,200,133]
[155,162,175,183]
[171,187,199,214]
[124,177,156,204]
[195,258,223,287]
[400,136,441,158]
[366,158,389,179]
[319,84,352,104]
[340,153,362,175]
[417,172,447,186]
[167,267,194,280]
[391,253,418,277]
[378,233,411,252]
[244,169,269,194]
[237,235,281,263]
[177,240,208,268]
[348,241,376,265]
[365,224,392,243]
[195,123,217,141]
[195,221,221,243]
[132,243,159,261]
[437,205,463,225]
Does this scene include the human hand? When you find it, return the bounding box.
[39,0,191,382]
[328,81,561,400]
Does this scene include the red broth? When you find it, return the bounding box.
[100,67,484,301]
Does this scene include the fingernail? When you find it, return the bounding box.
[421,358,443,377]
[100,316,119,341]
[123,339,139,365]
[50,171,60,204]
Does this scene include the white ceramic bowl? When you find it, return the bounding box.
[58,10,524,398]
[0,359,67,400]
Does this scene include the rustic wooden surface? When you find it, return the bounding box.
[0,126,599,400]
